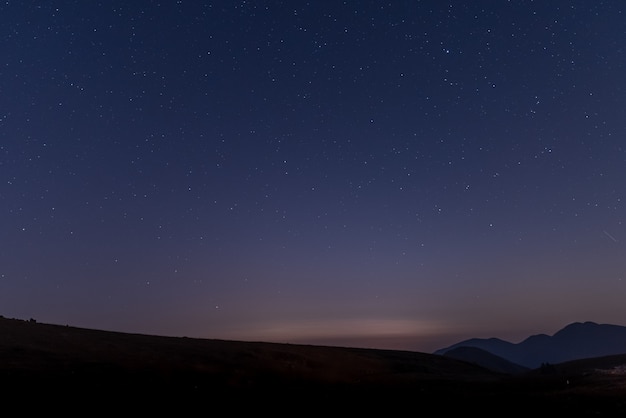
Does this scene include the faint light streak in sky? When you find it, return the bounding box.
[603,230,618,243]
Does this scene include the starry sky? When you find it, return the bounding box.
[1,1,625,353]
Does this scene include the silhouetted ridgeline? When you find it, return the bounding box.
[435,322,626,369]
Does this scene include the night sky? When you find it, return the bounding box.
[2,1,625,353]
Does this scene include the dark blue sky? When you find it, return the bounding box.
[1,1,625,352]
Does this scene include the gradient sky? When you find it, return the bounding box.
[1,1,625,353]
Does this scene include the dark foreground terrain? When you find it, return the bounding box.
[1,317,625,415]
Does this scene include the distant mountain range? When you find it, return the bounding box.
[435,322,626,369]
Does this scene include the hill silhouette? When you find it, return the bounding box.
[2,316,626,415]
[435,322,626,369]
[442,346,529,375]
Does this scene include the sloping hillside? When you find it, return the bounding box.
[442,346,529,375]
[2,317,626,415]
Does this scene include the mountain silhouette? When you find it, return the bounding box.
[435,322,626,369]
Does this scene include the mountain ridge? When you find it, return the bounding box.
[435,321,626,369]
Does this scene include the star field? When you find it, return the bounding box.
[1,1,625,352]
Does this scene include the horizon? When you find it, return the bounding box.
[5,314,620,355]
[2,2,625,351]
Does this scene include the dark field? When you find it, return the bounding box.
[1,317,625,415]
